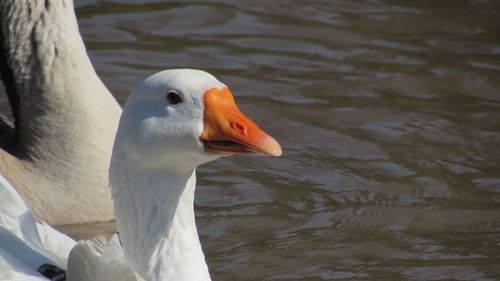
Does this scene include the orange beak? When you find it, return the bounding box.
[200,87,282,157]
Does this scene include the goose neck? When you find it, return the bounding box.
[111,164,211,281]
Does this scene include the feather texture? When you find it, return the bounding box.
[0,174,141,281]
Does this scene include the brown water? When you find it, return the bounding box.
[4,0,500,280]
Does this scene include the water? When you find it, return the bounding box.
[3,0,500,280]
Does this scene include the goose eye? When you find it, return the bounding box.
[166,90,182,105]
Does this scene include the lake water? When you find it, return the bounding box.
[3,0,500,280]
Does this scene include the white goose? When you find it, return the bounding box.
[0,69,281,281]
[0,0,121,225]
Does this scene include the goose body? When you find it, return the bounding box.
[0,0,121,225]
[0,69,281,281]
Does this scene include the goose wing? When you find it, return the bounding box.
[0,174,73,280]
[67,235,142,281]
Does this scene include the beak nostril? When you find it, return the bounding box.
[231,122,247,136]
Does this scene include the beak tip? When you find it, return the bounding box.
[262,136,282,157]
[271,148,282,157]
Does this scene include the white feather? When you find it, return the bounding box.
[67,235,143,281]
[1,68,278,281]
[0,174,63,280]
[0,174,140,281]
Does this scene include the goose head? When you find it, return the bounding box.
[110,69,282,280]
[114,69,281,171]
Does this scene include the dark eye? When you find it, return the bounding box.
[166,90,182,105]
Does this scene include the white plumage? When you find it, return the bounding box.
[0,173,140,281]
[0,69,281,281]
